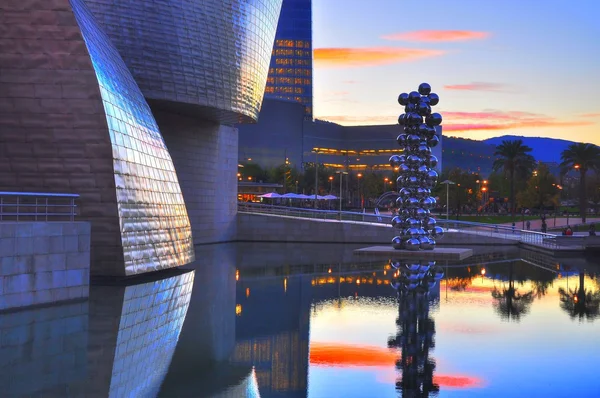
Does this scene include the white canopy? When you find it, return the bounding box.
[258,192,281,198]
[323,195,338,200]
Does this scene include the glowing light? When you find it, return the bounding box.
[284,278,287,292]
[328,268,332,274]
[235,304,242,315]
[246,288,250,298]
[235,270,239,281]
[481,268,486,276]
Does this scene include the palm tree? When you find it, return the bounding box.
[558,272,600,321]
[492,140,536,217]
[559,143,600,223]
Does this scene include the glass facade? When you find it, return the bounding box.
[72,0,195,275]
[265,0,314,119]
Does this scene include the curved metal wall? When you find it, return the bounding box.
[84,0,283,124]
[70,0,195,275]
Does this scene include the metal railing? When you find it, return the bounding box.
[0,192,79,222]
[238,202,393,225]
[238,203,575,250]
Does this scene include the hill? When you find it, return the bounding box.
[443,135,579,176]
[483,135,574,163]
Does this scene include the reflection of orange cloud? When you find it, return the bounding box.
[310,342,397,367]
[444,82,507,92]
[443,110,595,133]
[376,371,483,389]
[382,30,490,42]
[314,47,445,68]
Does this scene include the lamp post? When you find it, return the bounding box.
[357,173,363,209]
[329,176,334,193]
[441,180,455,227]
[336,171,348,213]
[312,150,319,209]
[384,177,389,195]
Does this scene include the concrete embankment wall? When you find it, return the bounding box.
[237,213,517,246]
[0,222,91,311]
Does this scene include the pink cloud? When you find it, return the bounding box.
[580,112,600,118]
[382,30,490,42]
[444,82,507,92]
[443,110,595,132]
[314,47,445,68]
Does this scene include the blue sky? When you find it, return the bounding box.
[311,0,600,144]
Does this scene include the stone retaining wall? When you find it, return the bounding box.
[237,213,518,246]
[0,222,91,311]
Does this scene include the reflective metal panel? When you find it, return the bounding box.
[84,0,283,124]
[70,0,195,275]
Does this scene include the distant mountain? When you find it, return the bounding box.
[483,135,575,163]
[442,135,579,176]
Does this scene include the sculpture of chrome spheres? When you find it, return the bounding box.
[390,83,444,251]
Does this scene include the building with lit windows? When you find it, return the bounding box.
[265,0,314,119]
[238,98,442,174]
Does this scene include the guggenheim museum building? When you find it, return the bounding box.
[0,0,283,276]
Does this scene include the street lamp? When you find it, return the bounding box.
[384,177,389,194]
[357,173,363,208]
[441,180,455,226]
[312,149,320,209]
[329,176,334,193]
[336,171,348,212]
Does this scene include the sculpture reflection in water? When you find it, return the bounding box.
[388,260,444,396]
[391,83,443,251]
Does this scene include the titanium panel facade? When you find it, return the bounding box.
[71,0,195,275]
[0,0,194,276]
[84,0,283,124]
[265,0,314,119]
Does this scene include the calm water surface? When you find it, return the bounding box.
[1,244,599,397]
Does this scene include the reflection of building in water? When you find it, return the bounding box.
[0,301,89,396]
[87,270,194,397]
[231,276,312,398]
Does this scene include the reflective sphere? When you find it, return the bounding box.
[398,163,410,173]
[400,228,412,239]
[406,263,421,272]
[432,226,445,239]
[407,154,421,165]
[405,197,419,208]
[428,135,440,148]
[420,95,430,105]
[405,238,421,251]
[407,134,421,147]
[391,215,403,229]
[425,217,437,229]
[408,228,421,238]
[398,92,409,106]
[426,169,439,186]
[416,187,429,198]
[418,144,431,156]
[419,236,432,250]
[404,103,416,113]
[408,113,422,125]
[428,196,437,207]
[421,197,433,209]
[395,196,404,208]
[406,218,421,228]
[418,123,429,136]
[418,165,430,177]
[398,113,406,125]
[424,125,437,139]
[427,239,437,251]
[426,112,443,127]
[417,101,431,117]
[428,155,439,168]
[396,134,407,147]
[399,188,412,198]
[415,208,428,219]
[408,91,421,104]
[407,176,420,187]
[418,83,432,95]
[428,93,440,106]
[389,154,402,168]
[392,236,404,250]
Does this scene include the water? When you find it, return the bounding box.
[0,243,599,397]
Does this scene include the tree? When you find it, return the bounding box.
[560,143,600,223]
[492,140,536,218]
[491,262,534,322]
[517,163,560,211]
[558,272,600,321]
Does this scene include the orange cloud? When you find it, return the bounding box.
[382,30,490,42]
[443,110,595,133]
[580,112,600,118]
[310,342,397,367]
[314,47,445,68]
[444,82,507,92]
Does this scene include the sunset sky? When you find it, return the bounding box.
[311,0,600,145]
